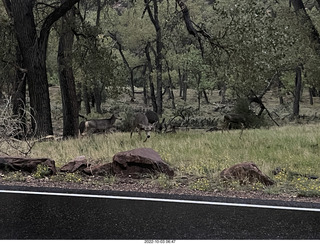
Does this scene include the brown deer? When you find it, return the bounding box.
[79,114,117,136]
[222,113,246,138]
[145,110,165,133]
[130,113,154,142]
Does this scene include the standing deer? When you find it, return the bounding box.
[79,114,117,136]
[145,110,165,133]
[130,113,154,142]
[222,113,246,138]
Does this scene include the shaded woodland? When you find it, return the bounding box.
[1,0,320,138]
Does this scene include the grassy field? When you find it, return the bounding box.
[25,123,320,197]
[1,86,320,198]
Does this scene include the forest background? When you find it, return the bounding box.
[1,0,320,137]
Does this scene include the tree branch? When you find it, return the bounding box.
[39,0,80,45]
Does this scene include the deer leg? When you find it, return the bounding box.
[222,122,228,133]
[239,123,245,139]
[226,122,231,133]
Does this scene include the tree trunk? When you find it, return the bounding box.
[293,65,302,117]
[57,2,79,138]
[83,84,91,115]
[182,71,187,102]
[178,69,183,98]
[145,42,157,113]
[276,75,284,105]
[144,0,163,114]
[142,65,148,105]
[93,83,103,114]
[309,87,314,105]
[164,58,175,109]
[197,73,201,110]
[8,0,80,137]
[203,89,209,104]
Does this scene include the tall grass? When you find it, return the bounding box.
[22,124,320,196]
[30,124,320,177]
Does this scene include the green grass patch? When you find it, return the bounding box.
[22,123,320,196]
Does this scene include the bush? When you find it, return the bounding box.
[232,97,267,129]
[118,107,135,132]
[33,164,51,179]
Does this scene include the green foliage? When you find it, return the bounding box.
[272,169,320,197]
[103,175,116,185]
[64,173,82,183]
[232,97,267,128]
[118,107,135,132]
[190,178,212,191]
[0,9,16,95]
[2,171,26,182]
[155,174,175,189]
[33,164,51,179]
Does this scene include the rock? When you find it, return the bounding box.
[220,162,275,186]
[83,163,113,176]
[0,156,56,175]
[60,156,90,173]
[65,148,174,178]
[112,148,174,178]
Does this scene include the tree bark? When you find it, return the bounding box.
[93,83,103,114]
[182,71,187,102]
[164,59,176,109]
[145,42,157,113]
[8,0,80,137]
[58,2,79,138]
[293,65,302,117]
[144,0,163,114]
[309,87,314,105]
[83,84,91,115]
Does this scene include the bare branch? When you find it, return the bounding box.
[0,97,37,156]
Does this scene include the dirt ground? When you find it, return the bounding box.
[1,175,320,204]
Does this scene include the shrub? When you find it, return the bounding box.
[33,164,51,179]
[118,107,135,132]
[232,97,268,128]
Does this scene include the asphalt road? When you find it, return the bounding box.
[0,185,319,240]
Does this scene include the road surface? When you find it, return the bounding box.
[0,185,319,239]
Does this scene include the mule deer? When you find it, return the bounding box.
[79,114,117,135]
[130,112,154,142]
[222,113,246,138]
[145,110,165,133]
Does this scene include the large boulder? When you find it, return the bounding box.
[0,156,56,175]
[112,148,174,178]
[63,148,174,178]
[220,162,275,186]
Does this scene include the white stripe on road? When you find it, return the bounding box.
[1,189,320,212]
